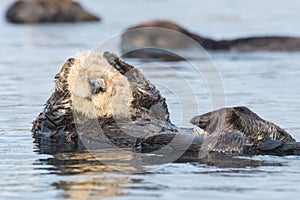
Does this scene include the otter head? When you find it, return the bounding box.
[67,52,133,119]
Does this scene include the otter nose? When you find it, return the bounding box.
[89,78,106,94]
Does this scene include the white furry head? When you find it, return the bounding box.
[66,52,133,119]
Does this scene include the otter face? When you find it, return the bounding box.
[67,52,133,119]
[88,77,106,94]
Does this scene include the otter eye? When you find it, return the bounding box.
[88,78,106,94]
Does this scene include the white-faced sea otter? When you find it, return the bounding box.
[32,52,300,156]
[32,51,190,152]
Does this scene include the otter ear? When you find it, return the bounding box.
[103,51,134,75]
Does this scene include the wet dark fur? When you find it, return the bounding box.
[32,58,76,143]
[103,52,171,123]
[190,106,300,155]
[202,36,300,51]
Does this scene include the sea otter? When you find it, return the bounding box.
[32,51,201,157]
[32,51,300,156]
[190,106,300,155]
[6,0,100,24]
[121,20,300,60]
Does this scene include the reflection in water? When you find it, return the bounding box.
[195,153,281,168]
[37,150,130,199]
[34,138,283,199]
[54,176,131,200]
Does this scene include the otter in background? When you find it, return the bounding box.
[6,0,100,24]
[121,20,300,60]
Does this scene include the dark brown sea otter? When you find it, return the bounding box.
[6,0,100,24]
[32,51,300,156]
[191,106,300,155]
[121,20,300,60]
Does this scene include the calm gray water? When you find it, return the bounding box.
[1,0,300,199]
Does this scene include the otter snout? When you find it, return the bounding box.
[89,78,106,94]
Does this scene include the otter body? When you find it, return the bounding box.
[191,106,299,155]
[6,0,100,24]
[32,52,300,157]
[121,20,300,60]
